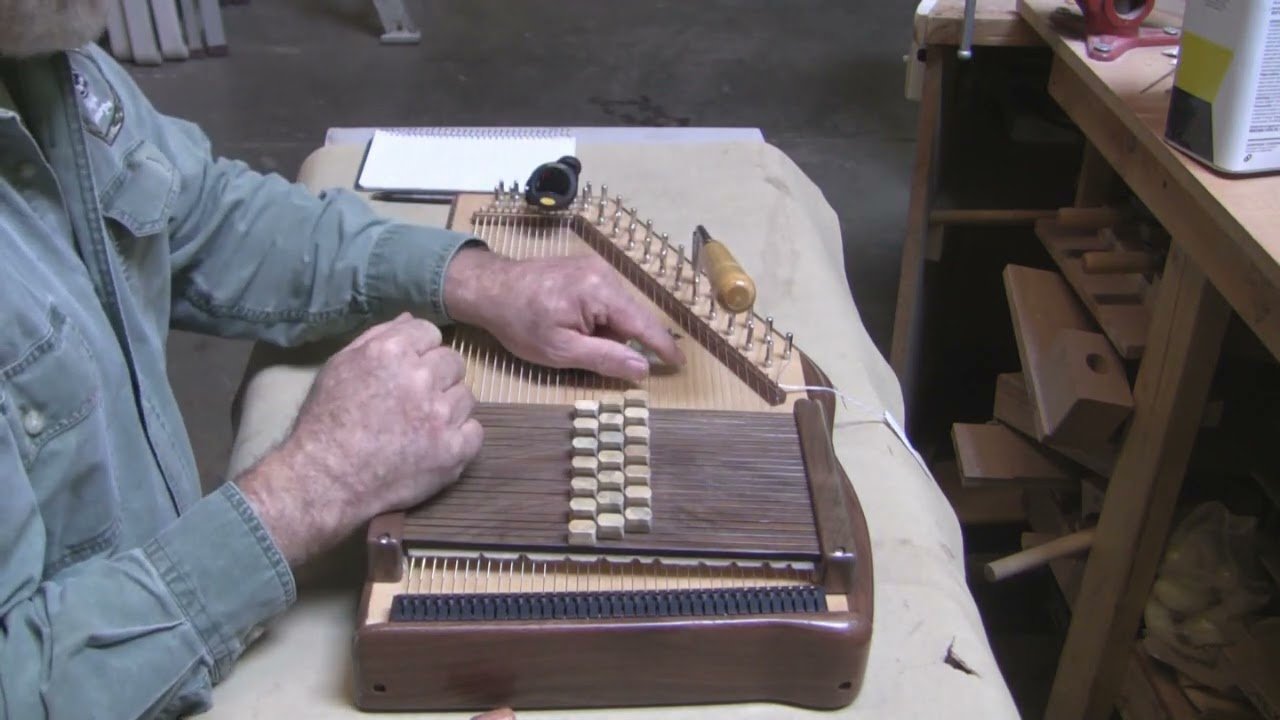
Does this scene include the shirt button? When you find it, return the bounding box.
[16,163,36,181]
[22,408,45,436]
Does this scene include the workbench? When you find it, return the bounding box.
[895,1,1280,719]
[208,135,1023,718]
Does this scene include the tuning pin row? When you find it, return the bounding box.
[583,194,795,376]
[491,180,523,208]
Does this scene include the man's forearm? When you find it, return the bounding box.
[235,426,368,569]
[440,244,513,328]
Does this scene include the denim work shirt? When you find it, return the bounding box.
[0,45,477,719]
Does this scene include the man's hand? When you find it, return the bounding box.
[443,247,686,382]
[237,313,482,567]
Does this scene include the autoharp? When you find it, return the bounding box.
[354,180,873,712]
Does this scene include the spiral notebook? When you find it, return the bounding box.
[354,127,577,193]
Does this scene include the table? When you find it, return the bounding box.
[1014,3,1280,719]
[895,0,1046,436]
[210,138,1022,719]
[911,0,1039,50]
[895,1,1280,718]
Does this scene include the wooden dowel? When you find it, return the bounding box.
[1021,532,1055,548]
[1056,206,1128,230]
[929,209,1057,225]
[983,528,1095,582]
[1082,250,1160,274]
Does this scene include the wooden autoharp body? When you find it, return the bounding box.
[354,182,874,712]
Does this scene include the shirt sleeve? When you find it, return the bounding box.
[157,116,484,345]
[79,43,488,346]
[0,420,295,720]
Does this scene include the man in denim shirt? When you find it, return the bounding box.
[0,2,685,718]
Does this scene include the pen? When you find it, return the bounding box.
[370,191,457,204]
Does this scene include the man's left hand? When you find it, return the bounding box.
[443,247,686,382]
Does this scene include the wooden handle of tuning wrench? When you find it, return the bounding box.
[1082,250,1160,274]
[701,240,757,313]
[982,528,1095,582]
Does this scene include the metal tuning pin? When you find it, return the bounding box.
[644,219,654,240]
[612,210,623,236]
[784,332,794,359]
[584,182,593,199]
[673,245,685,289]
[614,194,623,211]
[657,246,668,276]
[691,272,701,302]
[765,316,774,337]
[660,232,670,253]
[643,234,653,263]
[601,184,608,200]
[708,298,716,321]
[764,336,774,368]
[744,318,755,352]
[725,312,736,337]
[627,220,638,249]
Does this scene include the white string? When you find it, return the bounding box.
[773,364,931,476]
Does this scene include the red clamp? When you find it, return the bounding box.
[1051,0,1181,62]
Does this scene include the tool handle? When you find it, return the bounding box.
[701,240,756,313]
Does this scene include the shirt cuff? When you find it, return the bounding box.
[365,222,488,324]
[142,482,296,683]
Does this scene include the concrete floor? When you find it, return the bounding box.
[125,1,1058,717]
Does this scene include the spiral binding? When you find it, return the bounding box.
[380,126,574,139]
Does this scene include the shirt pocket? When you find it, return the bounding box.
[98,138,178,237]
[0,305,120,573]
[96,138,179,317]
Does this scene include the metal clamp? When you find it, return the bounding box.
[958,0,977,60]
[372,0,421,44]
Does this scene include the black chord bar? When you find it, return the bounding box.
[390,585,826,622]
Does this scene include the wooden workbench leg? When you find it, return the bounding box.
[890,45,946,430]
[1044,243,1230,720]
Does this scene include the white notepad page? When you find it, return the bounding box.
[355,127,577,192]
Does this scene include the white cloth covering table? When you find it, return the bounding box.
[210,138,1020,720]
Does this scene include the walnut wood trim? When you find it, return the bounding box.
[794,399,858,595]
[353,612,868,711]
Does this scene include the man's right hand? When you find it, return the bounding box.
[237,313,483,567]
